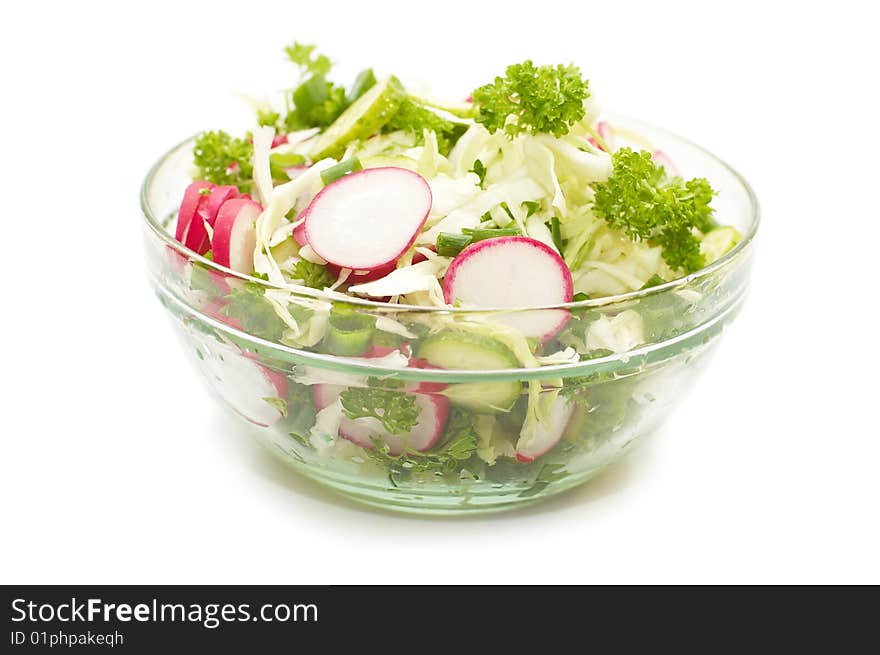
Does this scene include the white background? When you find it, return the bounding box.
[2,0,878,584]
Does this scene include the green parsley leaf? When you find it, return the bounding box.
[384,98,466,155]
[291,259,335,289]
[591,148,717,273]
[472,60,590,138]
[257,109,281,128]
[192,130,254,192]
[284,42,332,77]
[221,282,286,342]
[339,387,420,435]
[286,75,348,131]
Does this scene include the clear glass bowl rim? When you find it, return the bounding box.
[141,115,758,379]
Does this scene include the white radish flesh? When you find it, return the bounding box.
[199,342,288,427]
[212,198,262,274]
[515,398,575,462]
[199,185,238,226]
[443,236,573,341]
[313,384,448,455]
[303,167,432,271]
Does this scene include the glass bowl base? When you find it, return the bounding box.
[260,432,632,515]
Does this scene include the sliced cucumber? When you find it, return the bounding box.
[310,76,406,160]
[700,226,741,264]
[417,331,522,413]
[442,383,521,413]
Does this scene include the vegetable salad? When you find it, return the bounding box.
[166,42,741,486]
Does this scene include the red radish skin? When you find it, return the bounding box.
[443,236,573,341]
[175,180,214,254]
[313,385,448,455]
[199,185,239,227]
[271,133,288,148]
[408,358,448,394]
[411,245,436,265]
[365,345,409,358]
[243,353,289,400]
[337,261,396,283]
[356,345,445,393]
[292,220,308,246]
[175,180,213,242]
[515,399,575,463]
[212,198,263,274]
[182,196,211,254]
[303,167,432,271]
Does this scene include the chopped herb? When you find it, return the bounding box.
[221,283,286,341]
[339,387,419,435]
[291,259,335,289]
[365,408,479,477]
[192,130,253,192]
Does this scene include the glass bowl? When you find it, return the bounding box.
[140,116,758,514]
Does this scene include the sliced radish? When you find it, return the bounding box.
[443,236,573,341]
[198,185,239,227]
[175,180,213,241]
[408,358,448,394]
[175,180,214,254]
[338,261,396,283]
[183,198,211,254]
[292,219,308,246]
[243,352,289,397]
[199,342,288,427]
[515,398,575,463]
[303,167,432,271]
[271,133,289,148]
[313,384,448,455]
[213,198,262,274]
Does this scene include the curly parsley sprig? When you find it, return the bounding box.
[591,148,717,273]
[192,131,254,191]
[472,60,590,138]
